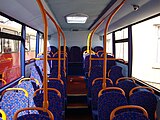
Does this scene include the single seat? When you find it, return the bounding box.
[108,65,124,85]
[98,87,128,120]
[129,86,157,120]
[33,88,63,120]
[116,77,137,100]
[1,88,29,120]
[91,78,113,119]
[17,78,40,108]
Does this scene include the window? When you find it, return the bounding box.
[0,15,21,36]
[25,27,36,60]
[106,33,113,54]
[115,42,128,61]
[39,33,44,54]
[115,28,128,40]
[115,28,128,62]
[30,35,36,51]
[154,25,160,65]
[0,15,21,88]
[2,38,19,53]
[132,15,160,89]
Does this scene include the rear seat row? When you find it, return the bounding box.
[48,45,103,62]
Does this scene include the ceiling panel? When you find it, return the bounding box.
[45,0,113,31]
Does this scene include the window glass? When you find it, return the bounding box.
[2,39,19,53]
[0,39,21,88]
[25,27,36,60]
[107,33,113,54]
[0,15,21,36]
[115,42,128,61]
[0,39,1,53]
[115,28,128,40]
[30,35,36,51]
[39,33,44,54]
[132,16,160,89]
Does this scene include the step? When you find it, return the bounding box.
[67,103,88,109]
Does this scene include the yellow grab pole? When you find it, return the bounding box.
[36,0,48,111]
[103,0,126,89]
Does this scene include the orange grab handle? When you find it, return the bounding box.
[13,107,54,120]
[129,86,154,96]
[92,77,113,86]
[110,105,148,120]
[98,87,125,98]
[116,77,136,85]
[33,88,61,98]
[103,0,127,89]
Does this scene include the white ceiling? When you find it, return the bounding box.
[0,0,160,35]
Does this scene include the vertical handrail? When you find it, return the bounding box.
[88,20,105,77]
[45,11,62,79]
[103,0,126,89]
[36,0,48,111]
[46,11,67,76]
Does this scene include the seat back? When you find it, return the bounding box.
[69,46,81,62]
[87,65,103,97]
[129,86,157,120]
[33,88,63,120]
[17,78,40,108]
[98,87,127,120]
[116,77,137,99]
[94,46,103,52]
[49,46,58,53]
[91,78,113,110]
[108,66,124,85]
[1,88,29,120]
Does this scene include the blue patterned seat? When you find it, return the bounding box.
[87,65,103,99]
[47,79,66,109]
[17,79,40,110]
[83,54,99,75]
[33,88,63,120]
[129,86,157,120]
[108,65,124,85]
[30,66,43,88]
[1,89,29,120]
[99,55,116,76]
[116,77,137,100]
[50,65,67,90]
[98,87,128,120]
[91,78,113,120]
